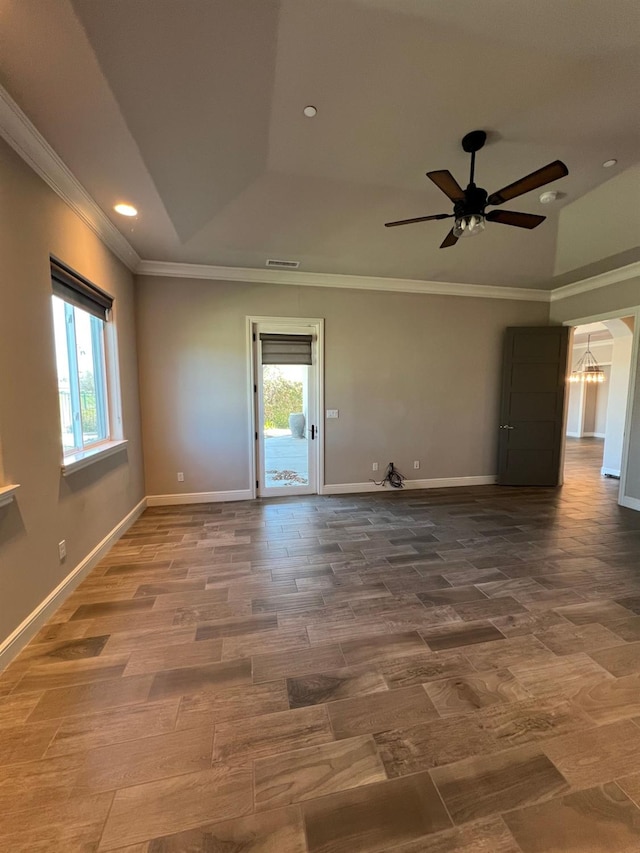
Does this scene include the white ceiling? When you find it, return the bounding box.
[573,317,636,346]
[1,0,639,287]
[573,322,612,346]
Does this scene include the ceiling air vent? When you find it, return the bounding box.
[266,258,300,269]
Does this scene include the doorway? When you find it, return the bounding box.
[248,318,323,498]
[563,316,635,492]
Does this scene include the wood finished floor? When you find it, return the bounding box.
[3,439,640,851]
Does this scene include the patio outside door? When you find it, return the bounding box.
[252,320,322,497]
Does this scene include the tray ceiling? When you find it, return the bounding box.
[1,0,638,288]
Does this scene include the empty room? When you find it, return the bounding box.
[1,1,640,851]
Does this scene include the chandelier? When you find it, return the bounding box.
[569,334,606,384]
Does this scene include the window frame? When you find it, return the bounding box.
[54,296,111,454]
[50,259,125,473]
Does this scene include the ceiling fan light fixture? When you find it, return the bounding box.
[453,213,485,238]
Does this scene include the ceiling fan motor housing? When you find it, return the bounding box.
[455,184,488,218]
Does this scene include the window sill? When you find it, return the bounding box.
[62,440,128,476]
[0,484,20,508]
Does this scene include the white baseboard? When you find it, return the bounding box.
[321,475,497,496]
[602,467,621,478]
[146,489,253,507]
[566,432,606,439]
[0,497,147,672]
[148,478,499,503]
[620,495,640,512]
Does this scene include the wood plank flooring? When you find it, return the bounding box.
[2,438,640,850]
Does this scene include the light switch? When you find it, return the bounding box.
[326,409,339,419]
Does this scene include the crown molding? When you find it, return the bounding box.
[137,257,640,304]
[0,85,140,272]
[549,261,640,302]
[136,260,551,302]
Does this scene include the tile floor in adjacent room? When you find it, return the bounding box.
[2,439,640,851]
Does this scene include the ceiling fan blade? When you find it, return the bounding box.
[486,210,546,229]
[426,170,466,202]
[385,213,452,228]
[440,228,458,248]
[487,160,568,206]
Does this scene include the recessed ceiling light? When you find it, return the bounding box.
[114,203,138,217]
[602,159,617,168]
[303,105,317,118]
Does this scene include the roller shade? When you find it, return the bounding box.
[260,333,313,365]
[51,258,113,321]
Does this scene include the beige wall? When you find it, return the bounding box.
[0,139,145,646]
[135,276,548,495]
[602,341,632,476]
[550,277,640,324]
[583,384,597,435]
[594,369,610,437]
[565,381,583,437]
[625,346,640,503]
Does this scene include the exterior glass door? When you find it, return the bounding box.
[254,326,319,496]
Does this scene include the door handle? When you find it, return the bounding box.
[499,424,516,430]
[311,424,317,440]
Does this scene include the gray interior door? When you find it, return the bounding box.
[498,326,570,486]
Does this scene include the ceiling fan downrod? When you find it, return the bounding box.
[461,129,487,187]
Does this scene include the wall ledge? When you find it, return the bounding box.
[62,440,128,476]
[0,484,20,508]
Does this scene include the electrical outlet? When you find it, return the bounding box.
[372,462,379,472]
[58,540,66,561]
[413,460,420,470]
[177,472,184,482]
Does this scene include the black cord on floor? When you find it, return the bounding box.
[371,462,405,488]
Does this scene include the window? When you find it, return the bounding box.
[50,260,114,456]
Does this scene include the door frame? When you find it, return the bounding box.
[561,305,640,510]
[246,316,324,499]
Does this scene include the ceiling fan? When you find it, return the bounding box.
[385,130,568,248]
